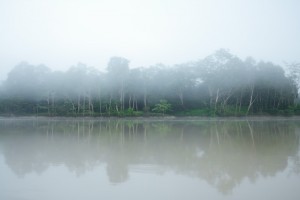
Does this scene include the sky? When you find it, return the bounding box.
[0,0,299,80]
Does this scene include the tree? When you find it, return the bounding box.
[107,57,130,113]
[152,100,171,116]
[286,62,300,103]
[3,62,51,100]
[0,50,298,116]
[168,64,195,108]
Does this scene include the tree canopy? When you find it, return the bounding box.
[0,50,299,116]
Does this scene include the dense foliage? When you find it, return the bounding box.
[0,50,299,116]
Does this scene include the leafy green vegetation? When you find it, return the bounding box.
[152,100,172,116]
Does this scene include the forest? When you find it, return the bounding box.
[0,49,299,117]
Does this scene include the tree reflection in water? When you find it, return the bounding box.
[0,118,299,192]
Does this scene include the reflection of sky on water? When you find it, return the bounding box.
[0,119,300,200]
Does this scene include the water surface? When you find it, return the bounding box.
[0,118,300,199]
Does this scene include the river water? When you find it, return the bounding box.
[0,117,300,200]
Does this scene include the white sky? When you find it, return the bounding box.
[0,0,299,80]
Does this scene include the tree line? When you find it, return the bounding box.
[0,49,299,116]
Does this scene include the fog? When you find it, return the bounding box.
[0,50,299,117]
[1,0,300,81]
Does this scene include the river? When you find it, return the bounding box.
[0,117,299,199]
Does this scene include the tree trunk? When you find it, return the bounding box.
[128,95,132,109]
[221,89,232,111]
[247,85,256,115]
[143,90,147,111]
[47,93,50,116]
[99,92,102,115]
[77,95,81,115]
[239,91,243,112]
[178,88,184,107]
[214,88,220,114]
[208,86,213,108]
[51,93,55,116]
[109,93,112,116]
[82,95,86,116]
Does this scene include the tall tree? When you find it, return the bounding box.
[107,57,130,112]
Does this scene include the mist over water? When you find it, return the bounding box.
[0,118,300,199]
[1,1,300,199]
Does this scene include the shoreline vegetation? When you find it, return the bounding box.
[0,106,299,119]
[0,49,299,117]
[0,106,300,119]
[2,116,300,125]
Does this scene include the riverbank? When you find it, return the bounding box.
[1,115,300,122]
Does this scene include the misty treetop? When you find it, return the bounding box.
[0,49,299,116]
